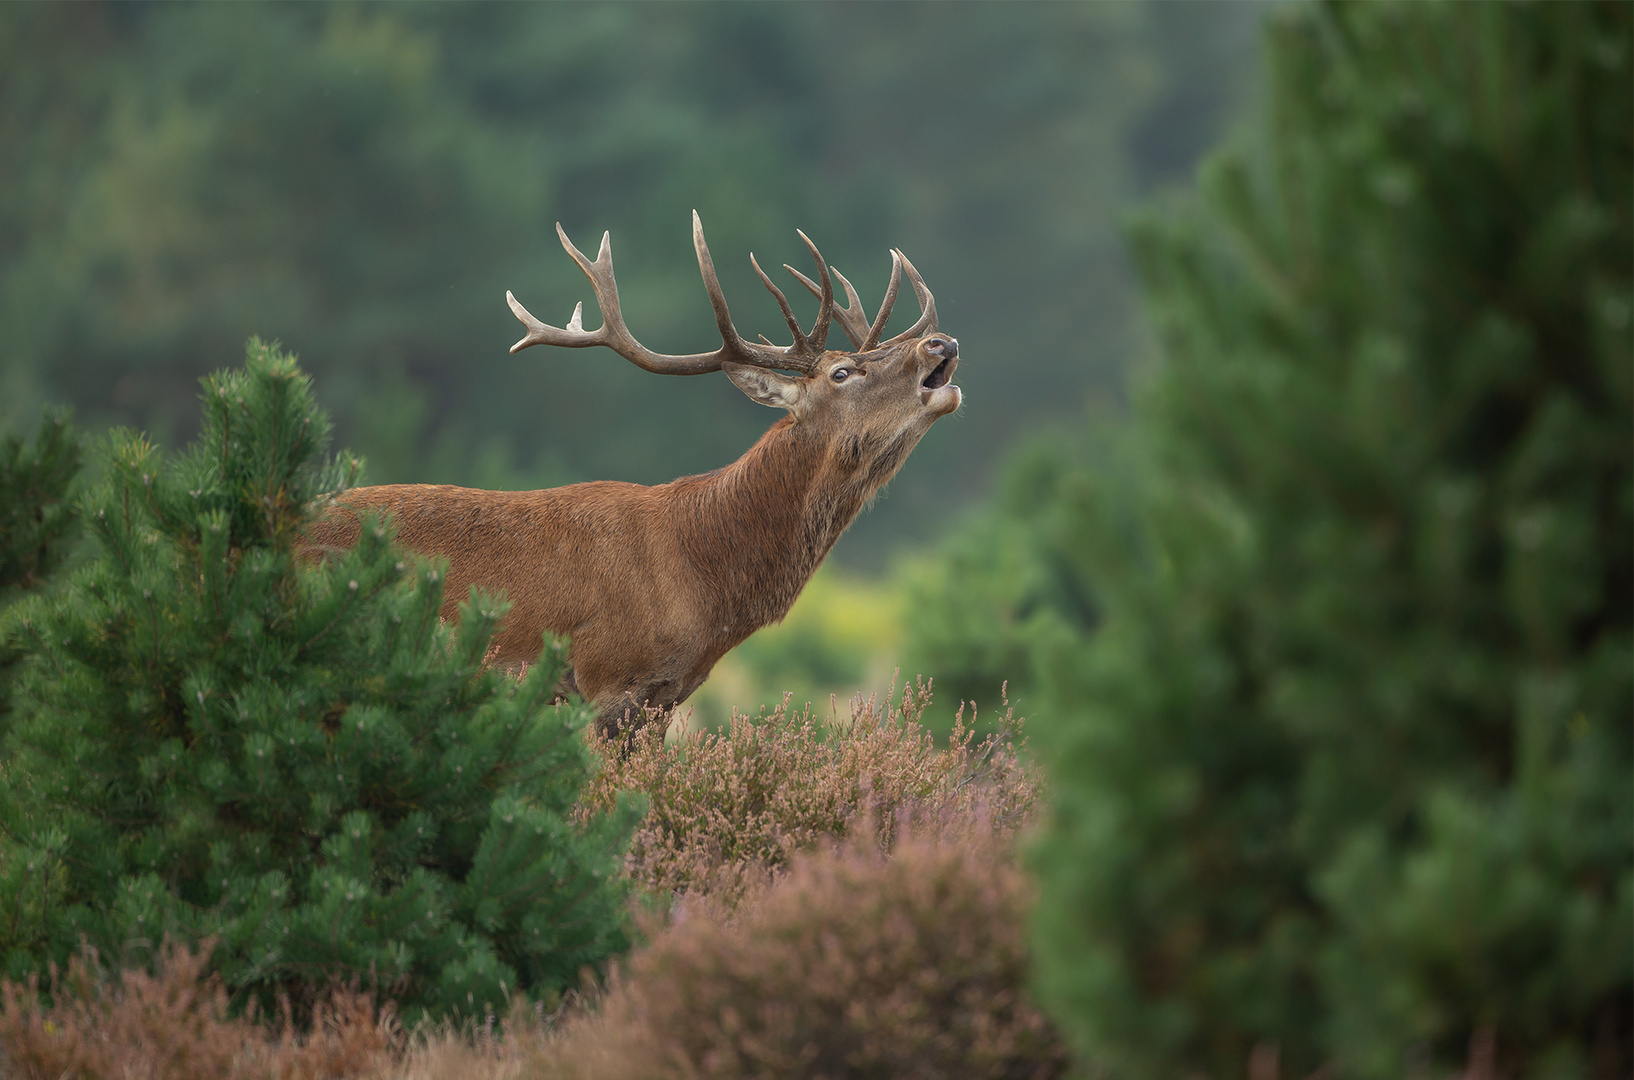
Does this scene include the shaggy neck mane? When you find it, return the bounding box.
[670,415,896,635]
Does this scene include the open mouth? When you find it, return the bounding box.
[921,357,955,391]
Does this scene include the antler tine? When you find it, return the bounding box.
[789,251,906,351]
[795,230,833,354]
[691,211,745,359]
[880,248,937,344]
[862,250,903,350]
[748,230,834,360]
[505,225,608,353]
[693,212,816,375]
[749,252,809,352]
[787,264,866,349]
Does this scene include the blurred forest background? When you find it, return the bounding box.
[0,0,1262,720]
[0,3,1627,1074]
[0,1,1257,536]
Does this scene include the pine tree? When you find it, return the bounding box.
[0,410,82,727]
[0,341,640,1021]
[0,409,81,599]
[1016,3,1630,1076]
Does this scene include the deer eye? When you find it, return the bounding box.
[831,367,851,383]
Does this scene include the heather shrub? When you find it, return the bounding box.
[543,816,1070,1080]
[0,940,396,1080]
[0,343,640,1021]
[578,679,1043,907]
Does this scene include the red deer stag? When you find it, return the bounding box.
[306,212,960,738]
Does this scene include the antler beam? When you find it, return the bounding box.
[508,212,838,376]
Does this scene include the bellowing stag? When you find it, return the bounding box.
[306,213,960,737]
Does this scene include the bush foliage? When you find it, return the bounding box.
[0,342,639,1021]
[899,439,1114,727]
[0,409,82,732]
[996,3,1632,1077]
[0,409,80,600]
[0,352,1055,1075]
[579,682,1042,908]
[544,817,1069,1080]
[553,685,1058,1076]
[0,941,396,1080]
[0,685,1057,1079]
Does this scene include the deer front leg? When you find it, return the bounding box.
[589,675,693,742]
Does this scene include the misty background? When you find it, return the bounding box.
[0,2,1261,569]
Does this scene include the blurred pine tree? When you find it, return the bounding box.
[1010,3,1631,1075]
[0,343,640,1021]
[0,410,80,601]
[0,410,82,730]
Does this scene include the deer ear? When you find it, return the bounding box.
[721,362,807,411]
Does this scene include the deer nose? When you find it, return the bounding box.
[925,337,957,360]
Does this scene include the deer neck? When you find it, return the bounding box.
[675,416,878,634]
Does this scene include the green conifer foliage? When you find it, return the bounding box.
[0,341,640,1022]
[0,410,81,599]
[0,409,82,730]
[1027,3,1630,1076]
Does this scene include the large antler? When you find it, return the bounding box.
[507,211,834,376]
[787,248,936,351]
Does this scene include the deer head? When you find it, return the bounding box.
[505,212,961,485]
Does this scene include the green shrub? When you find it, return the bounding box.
[0,409,82,729]
[0,409,81,599]
[970,3,1628,1076]
[0,341,640,1022]
[899,437,1129,736]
